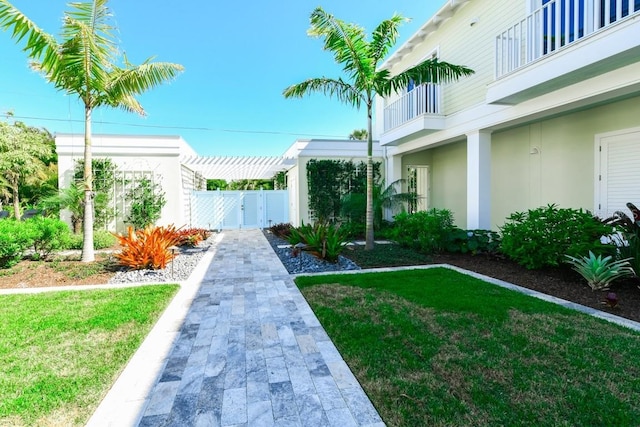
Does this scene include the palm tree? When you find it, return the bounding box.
[284,8,474,250]
[0,0,183,261]
[349,128,368,141]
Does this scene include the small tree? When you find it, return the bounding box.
[126,177,166,229]
[348,129,368,140]
[0,119,53,218]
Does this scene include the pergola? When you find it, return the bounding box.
[181,156,294,180]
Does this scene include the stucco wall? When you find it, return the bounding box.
[491,95,640,227]
[56,134,193,232]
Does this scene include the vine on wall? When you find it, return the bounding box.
[306,159,380,222]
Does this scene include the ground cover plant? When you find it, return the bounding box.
[0,285,178,426]
[296,268,640,426]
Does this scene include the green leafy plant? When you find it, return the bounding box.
[445,228,501,255]
[603,202,640,277]
[287,221,350,262]
[0,220,31,268]
[25,217,71,260]
[125,177,166,229]
[565,251,635,291]
[500,204,616,269]
[113,225,181,270]
[66,229,116,250]
[390,209,454,254]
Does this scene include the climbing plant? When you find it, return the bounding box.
[306,159,380,222]
[125,176,166,229]
[73,158,118,229]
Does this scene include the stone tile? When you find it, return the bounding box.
[304,353,331,377]
[296,393,330,427]
[325,408,358,427]
[144,381,180,416]
[341,386,384,425]
[159,356,188,383]
[296,334,318,355]
[247,400,275,426]
[138,414,168,427]
[288,365,316,396]
[265,355,289,383]
[312,376,346,411]
[269,381,298,420]
[221,387,247,425]
[326,361,360,390]
[165,393,198,426]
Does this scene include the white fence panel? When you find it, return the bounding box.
[191,189,288,230]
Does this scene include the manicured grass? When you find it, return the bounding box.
[296,268,640,426]
[0,285,179,426]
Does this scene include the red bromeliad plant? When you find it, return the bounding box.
[113,225,182,270]
[175,228,211,247]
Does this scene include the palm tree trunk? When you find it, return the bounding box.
[365,104,375,250]
[81,106,95,262]
[11,185,20,219]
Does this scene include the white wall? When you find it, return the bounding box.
[55,133,197,231]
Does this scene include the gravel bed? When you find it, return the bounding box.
[263,230,360,274]
[108,235,216,284]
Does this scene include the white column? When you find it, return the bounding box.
[384,148,403,221]
[466,130,492,230]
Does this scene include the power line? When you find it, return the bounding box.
[4,114,347,138]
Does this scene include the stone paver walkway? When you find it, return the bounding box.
[135,229,384,426]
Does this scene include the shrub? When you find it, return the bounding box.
[287,221,350,262]
[602,202,640,276]
[390,209,454,254]
[445,228,501,255]
[125,177,166,229]
[175,228,210,247]
[500,204,616,269]
[565,251,635,291]
[66,230,117,250]
[113,225,181,270]
[0,220,31,268]
[25,217,71,260]
[269,222,292,239]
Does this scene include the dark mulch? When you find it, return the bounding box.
[342,246,640,324]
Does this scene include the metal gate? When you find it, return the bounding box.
[190,190,288,230]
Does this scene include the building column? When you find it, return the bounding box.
[466,130,492,229]
[384,147,403,221]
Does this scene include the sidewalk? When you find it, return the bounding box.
[88,229,385,427]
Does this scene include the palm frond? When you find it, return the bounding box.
[369,14,406,65]
[0,1,60,63]
[388,58,474,95]
[283,77,363,108]
[108,61,184,100]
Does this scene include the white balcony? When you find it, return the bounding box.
[381,83,444,141]
[488,0,640,104]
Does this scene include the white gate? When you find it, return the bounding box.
[191,189,288,230]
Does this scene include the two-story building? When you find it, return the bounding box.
[376,0,640,229]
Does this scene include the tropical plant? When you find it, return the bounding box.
[287,221,350,262]
[390,209,455,254]
[24,217,71,260]
[0,219,31,268]
[565,251,635,291]
[40,182,84,233]
[0,0,183,262]
[444,228,501,255]
[66,229,115,250]
[602,202,640,276]
[126,176,166,229]
[341,179,416,231]
[500,204,616,269]
[113,225,182,270]
[348,129,368,141]
[269,222,292,239]
[0,119,54,219]
[283,7,473,249]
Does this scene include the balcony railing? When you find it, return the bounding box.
[495,0,640,78]
[383,83,441,132]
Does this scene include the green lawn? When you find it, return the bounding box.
[0,285,179,426]
[296,268,640,427]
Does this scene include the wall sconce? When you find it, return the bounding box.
[470,17,479,27]
[529,146,540,155]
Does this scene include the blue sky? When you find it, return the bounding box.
[0,1,443,157]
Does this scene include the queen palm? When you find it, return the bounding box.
[284,8,474,250]
[0,0,183,261]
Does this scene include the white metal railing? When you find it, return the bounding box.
[383,83,441,132]
[495,0,640,78]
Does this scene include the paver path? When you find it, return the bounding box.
[137,229,384,426]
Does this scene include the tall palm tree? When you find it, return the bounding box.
[0,0,183,261]
[284,8,474,250]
